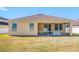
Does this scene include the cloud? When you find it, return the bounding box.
[0,7,9,11]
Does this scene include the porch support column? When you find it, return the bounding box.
[58,24,60,32]
[70,23,72,36]
[63,24,65,32]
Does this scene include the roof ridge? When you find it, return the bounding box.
[12,14,72,21]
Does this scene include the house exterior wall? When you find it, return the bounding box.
[10,19,71,23]
[72,26,79,34]
[0,25,8,34]
[0,19,8,34]
[62,24,65,32]
[9,21,38,36]
[38,23,44,32]
[51,24,55,32]
[9,19,71,36]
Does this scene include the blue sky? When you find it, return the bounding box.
[0,7,79,20]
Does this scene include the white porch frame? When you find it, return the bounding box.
[38,23,71,36]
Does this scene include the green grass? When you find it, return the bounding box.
[0,34,79,52]
[72,33,79,36]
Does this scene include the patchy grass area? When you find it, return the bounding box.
[0,34,79,52]
[72,33,79,36]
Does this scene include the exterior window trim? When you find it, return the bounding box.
[60,24,62,30]
[29,23,34,31]
[55,24,58,30]
[12,23,17,31]
[44,24,49,28]
[55,24,62,31]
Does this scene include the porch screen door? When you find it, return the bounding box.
[44,24,51,32]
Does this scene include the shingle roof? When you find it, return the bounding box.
[0,17,8,23]
[12,14,72,21]
[0,17,8,20]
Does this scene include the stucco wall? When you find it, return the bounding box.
[38,23,44,32]
[9,19,71,36]
[0,25,8,34]
[72,26,79,34]
[9,21,38,36]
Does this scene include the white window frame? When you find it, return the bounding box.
[29,23,34,31]
[12,23,17,32]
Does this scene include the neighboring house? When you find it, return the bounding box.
[71,20,79,34]
[9,14,72,36]
[0,17,8,34]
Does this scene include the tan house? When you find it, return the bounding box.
[9,14,72,36]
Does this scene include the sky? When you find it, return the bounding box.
[0,7,79,20]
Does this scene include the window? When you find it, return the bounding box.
[29,23,34,31]
[44,24,49,31]
[60,24,62,30]
[55,24,58,30]
[55,24,62,30]
[0,22,8,25]
[44,24,48,28]
[12,23,17,31]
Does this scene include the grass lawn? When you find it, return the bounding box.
[0,34,79,52]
